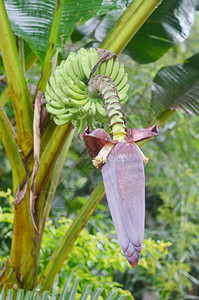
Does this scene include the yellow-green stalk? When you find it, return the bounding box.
[88,75,127,142]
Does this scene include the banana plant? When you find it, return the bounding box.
[46,47,159,266]
[0,0,163,292]
[0,0,199,295]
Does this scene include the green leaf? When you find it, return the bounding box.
[4,0,127,63]
[38,181,105,291]
[59,271,74,300]
[106,291,117,299]
[79,284,93,300]
[39,291,49,300]
[6,290,13,300]
[16,289,24,300]
[0,282,129,299]
[0,55,5,73]
[71,9,125,43]
[0,288,5,300]
[92,288,103,300]
[32,291,39,300]
[24,291,33,300]
[72,0,198,63]
[151,52,199,116]
[68,278,80,300]
[0,104,26,192]
[0,1,33,157]
[126,0,198,63]
[117,295,128,300]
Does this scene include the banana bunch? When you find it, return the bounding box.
[45,48,129,132]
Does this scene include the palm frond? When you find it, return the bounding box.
[0,272,130,299]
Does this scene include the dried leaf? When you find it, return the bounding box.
[40,94,48,132]
[30,91,44,230]
[96,48,117,62]
[14,180,28,205]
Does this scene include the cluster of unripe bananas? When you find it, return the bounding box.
[45,48,129,132]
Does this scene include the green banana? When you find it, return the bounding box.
[45,48,129,131]
[54,114,73,125]
[96,101,106,117]
[63,85,86,100]
[89,48,100,77]
[59,60,70,81]
[118,84,129,102]
[66,78,85,95]
[54,68,66,86]
[81,100,92,113]
[54,117,72,126]
[69,97,88,107]
[46,84,66,107]
[69,52,81,78]
[45,98,62,109]
[75,76,87,90]
[105,58,114,77]
[64,58,77,81]
[77,49,87,80]
[81,54,92,79]
[89,101,97,117]
[110,59,120,82]
[117,73,128,92]
[114,64,125,86]
[78,118,87,133]
[98,61,106,75]
[46,105,67,116]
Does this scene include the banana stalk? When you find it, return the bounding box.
[87,75,126,142]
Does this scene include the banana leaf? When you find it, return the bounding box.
[4,0,130,63]
[151,52,199,116]
[71,0,198,63]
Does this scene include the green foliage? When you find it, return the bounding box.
[0,172,198,298]
[0,200,173,298]
[71,0,198,63]
[4,0,130,63]
[0,142,13,191]
[0,189,13,259]
[40,217,131,297]
[126,0,198,63]
[40,216,174,298]
[144,113,199,298]
[0,272,130,300]
[1,0,199,298]
[151,52,199,115]
[0,204,13,225]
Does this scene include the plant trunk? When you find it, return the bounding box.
[11,188,39,290]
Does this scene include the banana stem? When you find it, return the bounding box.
[100,0,163,55]
[88,75,126,142]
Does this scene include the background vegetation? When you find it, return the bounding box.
[0,0,199,299]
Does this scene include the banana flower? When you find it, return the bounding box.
[83,125,159,267]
